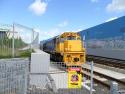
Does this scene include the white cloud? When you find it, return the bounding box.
[58,20,68,27]
[105,17,118,22]
[91,0,98,3]
[106,0,125,12]
[65,28,82,32]
[34,20,82,41]
[34,27,82,41]
[34,28,62,41]
[29,0,47,16]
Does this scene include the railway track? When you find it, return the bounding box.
[82,64,125,90]
[87,55,125,69]
[83,70,110,89]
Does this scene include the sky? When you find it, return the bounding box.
[0,0,125,41]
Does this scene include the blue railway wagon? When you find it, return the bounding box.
[42,38,56,53]
[78,16,125,60]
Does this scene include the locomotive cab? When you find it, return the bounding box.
[55,32,86,66]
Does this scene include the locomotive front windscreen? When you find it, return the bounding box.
[67,36,76,40]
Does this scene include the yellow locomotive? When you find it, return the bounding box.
[43,32,86,66]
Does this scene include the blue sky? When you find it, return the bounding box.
[0,0,125,40]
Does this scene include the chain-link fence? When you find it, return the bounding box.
[0,23,39,58]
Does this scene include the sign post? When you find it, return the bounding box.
[68,67,82,88]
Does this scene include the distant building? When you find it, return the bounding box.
[0,29,8,39]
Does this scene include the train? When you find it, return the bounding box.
[78,16,125,60]
[41,32,86,66]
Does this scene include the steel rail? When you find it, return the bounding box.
[82,66,125,88]
[87,55,125,69]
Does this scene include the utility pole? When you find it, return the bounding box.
[12,23,15,57]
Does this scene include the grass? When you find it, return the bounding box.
[0,46,12,58]
[0,46,33,58]
[18,49,33,57]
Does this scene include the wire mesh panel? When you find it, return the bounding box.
[0,58,29,94]
[27,74,56,94]
[0,23,39,58]
[14,23,39,51]
[0,24,13,58]
[13,23,32,57]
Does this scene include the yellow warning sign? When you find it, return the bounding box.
[68,67,82,88]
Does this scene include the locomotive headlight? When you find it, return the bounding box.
[74,58,79,62]
[67,54,70,57]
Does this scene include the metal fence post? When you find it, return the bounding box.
[90,61,94,94]
[30,28,34,52]
[110,81,118,94]
[12,23,15,57]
